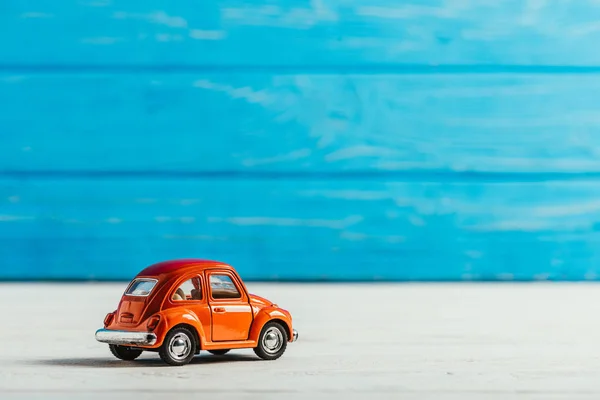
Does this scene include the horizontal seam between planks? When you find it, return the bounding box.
[3,64,600,75]
[3,170,600,182]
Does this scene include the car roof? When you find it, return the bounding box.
[135,258,234,278]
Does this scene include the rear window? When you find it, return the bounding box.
[125,278,158,296]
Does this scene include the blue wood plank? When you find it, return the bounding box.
[3,73,600,174]
[2,177,600,281]
[3,1,600,66]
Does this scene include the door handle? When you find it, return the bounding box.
[213,307,225,313]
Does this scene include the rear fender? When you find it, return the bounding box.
[150,308,207,348]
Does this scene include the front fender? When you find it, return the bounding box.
[249,307,293,342]
[150,308,207,348]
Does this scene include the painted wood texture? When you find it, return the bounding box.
[3,73,600,173]
[4,1,600,66]
[4,178,600,281]
[3,1,600,280]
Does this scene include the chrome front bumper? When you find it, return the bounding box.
[95,328,157,346]
[291,329,298,342]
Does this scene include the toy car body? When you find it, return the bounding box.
[95,259,298,366]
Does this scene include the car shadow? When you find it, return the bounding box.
[23,353,260,368]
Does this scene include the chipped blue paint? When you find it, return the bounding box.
[2,1,600,280]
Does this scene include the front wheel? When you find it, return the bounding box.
[109,344,143,361]
[159,327,196,366]
[253,321,288,360]
[208,349,230,356]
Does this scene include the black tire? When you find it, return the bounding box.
[109,344,143,361]
[253,321,288,360]
[159,327,197,366]
[208,349,230,356]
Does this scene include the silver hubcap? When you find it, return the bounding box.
[262,327,283,354]
[168,333,192,360]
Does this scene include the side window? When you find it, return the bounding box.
[209,274,241,299]
[171,276,203,301]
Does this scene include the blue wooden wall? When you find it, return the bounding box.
[3,1,600,281]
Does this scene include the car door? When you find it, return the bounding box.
[206,270,253,342]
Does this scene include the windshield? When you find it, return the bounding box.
[125,278,158,296]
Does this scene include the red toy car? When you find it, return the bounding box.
[95,259,298,366]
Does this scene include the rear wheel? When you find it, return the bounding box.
[253,321,288,360]
[109,344,143,361]
[208,349,230,356]
[159,327,196,366]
